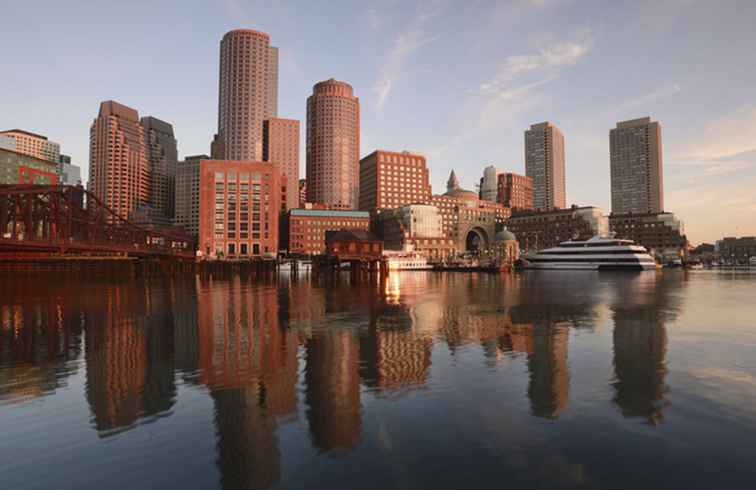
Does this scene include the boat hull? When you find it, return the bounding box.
[525,262,656,271]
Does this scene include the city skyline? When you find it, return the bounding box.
[2,1,756,243]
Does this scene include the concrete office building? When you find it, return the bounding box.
[525,122,566,210]
[174,155,208,237]
[497,172,534,211]
[359,150,431,211]
[198,160,283,258]
[57,155,82,186]
[0,129,60,163]
[298,179,307,207]
[609,212,686,261]
[212,29,278,161]
[141,116,178,220]
[306,79,360,209]
[507,206,608,252]
[372,204,455,259]
[479,165,501,202]
[89,101,149,220]
[263,118,300,210]
[610,117,664,214]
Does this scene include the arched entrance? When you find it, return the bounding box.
[465,227,489,253]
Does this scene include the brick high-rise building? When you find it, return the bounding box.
[0,129,60,163]
[497,172,534,210]
[359,150,430,211]
[89,101,149,220]
[212,29,278,161]
[198,160,283,258]
[141,116,177,220]
[306,79,360,209]
[610,117,663,214]
[525,122,565,210]
[263,118,300,210]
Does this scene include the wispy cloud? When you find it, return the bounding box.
[373,30,438,111]
[475,40,591,96]
[615,82,682,113]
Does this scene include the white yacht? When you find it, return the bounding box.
[384,252,433,270]
[524,236,657,271]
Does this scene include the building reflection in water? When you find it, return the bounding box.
[196,275,299,489]
[0,279,84,404]
[610,273,677,425]
[0,268,686,489]
[84,279,177,436]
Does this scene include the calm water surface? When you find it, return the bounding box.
[2,270,756,489]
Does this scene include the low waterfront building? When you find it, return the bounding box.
[426,170,511,253]
[198,160,283,258]
[506,206,608,253]
[325,230,383,260]
[497,172,533,210]
[609,212,687,260]
[284,207,370,255]
[359,150,431,211]
[0,147,59,184]
[372,204,455,260]
[715,236,756,264]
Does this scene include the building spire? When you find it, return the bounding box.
[447,169,460,193]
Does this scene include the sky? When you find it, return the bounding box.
[1,0,755,244]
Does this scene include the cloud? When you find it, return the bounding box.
[373,30,438,111]
[614,82,682,114]
[475,40,591,96]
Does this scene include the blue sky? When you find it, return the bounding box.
[2,0,755,243]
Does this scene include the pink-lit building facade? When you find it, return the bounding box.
[306,79,360,210]
[263,118,299,210]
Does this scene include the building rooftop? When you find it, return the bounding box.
[290,209,369,218]
[0,129,48,140]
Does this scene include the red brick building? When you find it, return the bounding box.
[198,160,283,258]
[284,208,370,255]
[497,172,533,210]
[359,150,431,211]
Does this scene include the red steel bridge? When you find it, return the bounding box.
[0,185,195,260]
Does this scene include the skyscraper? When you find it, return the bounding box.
[141,116,178,219]
[306,79,360,209]
[610,117,663,214]
[213,29,278,161]
[89,101,149,220]
[263,118,300,210]
[524,122,566,210]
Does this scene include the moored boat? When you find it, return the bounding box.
[525,236,656,271]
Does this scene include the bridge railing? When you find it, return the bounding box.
[0,185,195,257]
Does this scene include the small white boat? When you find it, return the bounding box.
[384,252,433,270]
[525,236,656,271]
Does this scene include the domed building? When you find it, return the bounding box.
[427,170,511,254]
[494,228,520,268]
